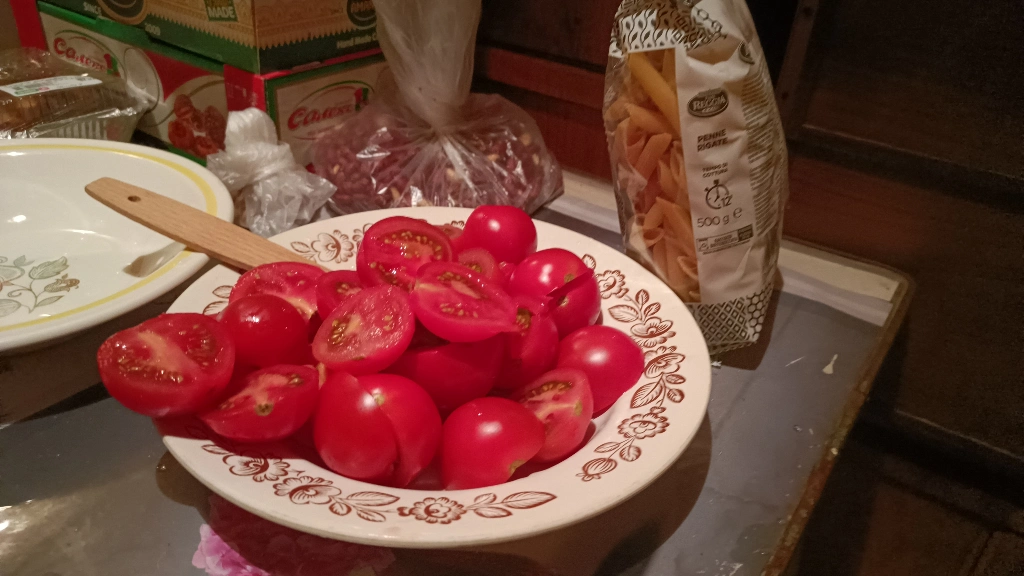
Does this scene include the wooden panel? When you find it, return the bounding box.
[475,47,604,110]
[478,0,621,68]
[798,0,1024,181]
[784,153,1024,461]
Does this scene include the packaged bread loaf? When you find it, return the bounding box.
[0,48,144,140]
[604,0,788,353]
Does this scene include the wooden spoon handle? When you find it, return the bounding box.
[85,177,323,272]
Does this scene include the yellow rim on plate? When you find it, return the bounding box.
[0,143,219,334]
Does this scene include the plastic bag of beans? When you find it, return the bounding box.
[311,0,562,214]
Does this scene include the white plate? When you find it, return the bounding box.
[0,139,232,353]
[162,207,711,548]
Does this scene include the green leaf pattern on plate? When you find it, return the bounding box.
[0,255,80,318]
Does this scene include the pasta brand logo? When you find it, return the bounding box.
[687,89,728,118]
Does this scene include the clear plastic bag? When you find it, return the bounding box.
[206,108,337,237]
[312,0,562,214]
[0,48,144,141]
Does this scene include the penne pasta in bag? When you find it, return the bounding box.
[604,0,788,353]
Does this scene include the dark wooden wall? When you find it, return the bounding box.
[475,0,1024,475]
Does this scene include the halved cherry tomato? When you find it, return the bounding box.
[410,262,517,343]
[312,285,414,374]
[315,270,363,317]
[457,247,499,283]
[358,374,441,487]
[219,294,310,368]
[438,223,469,254]
[386,336,504,413]
[97,313,235,417]
[461,206,537,264]
[314,372,397,482]
[199,364,319,442]
[441,397,545,489]
[557,325,645,414]
[356,216,453,290]
[509,249,600,336]
[513,368,594,462]
[495,295,559,390]
[230,262,324,320]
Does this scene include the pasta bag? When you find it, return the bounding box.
[604,0,788,354]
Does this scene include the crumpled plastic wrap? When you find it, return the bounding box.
[206,108,337,237]
[0,48,144,141]
[312,0,562,214]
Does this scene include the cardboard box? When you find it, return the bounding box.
[28,0,377,73]
[16,1,387,165]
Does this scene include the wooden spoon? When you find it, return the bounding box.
[85,177,325,272]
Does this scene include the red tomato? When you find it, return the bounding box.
[497,261,516,289]
[495,295,559,390]
[409,320,447,349]
[557,326,645,414]
[410,262,517,343]
[438,223,469,254]
[456,247,499,283]
[441,397,545,489]
[508,248,591,297]
[513,368,594,462]
[312,285,414,374]
[199,364,319,442]
[509,249,600,337]
[461,206,537,264]
[356,216,453,290]
[386,336,504,413]
[548,273,602,337]
[230,262,324,320]
[358,374,441,487]
[315,270,363,317]
[314,372,398,482]
[97,313,235,417]
[219,295,310,368]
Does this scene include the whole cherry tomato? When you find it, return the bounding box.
[557,325,644,414]
[219,294,310,368]
[441,397,545,489]
[461,206,537,264]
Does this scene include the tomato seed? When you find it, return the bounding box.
[516,308,533,330]
[254,402,273,416]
